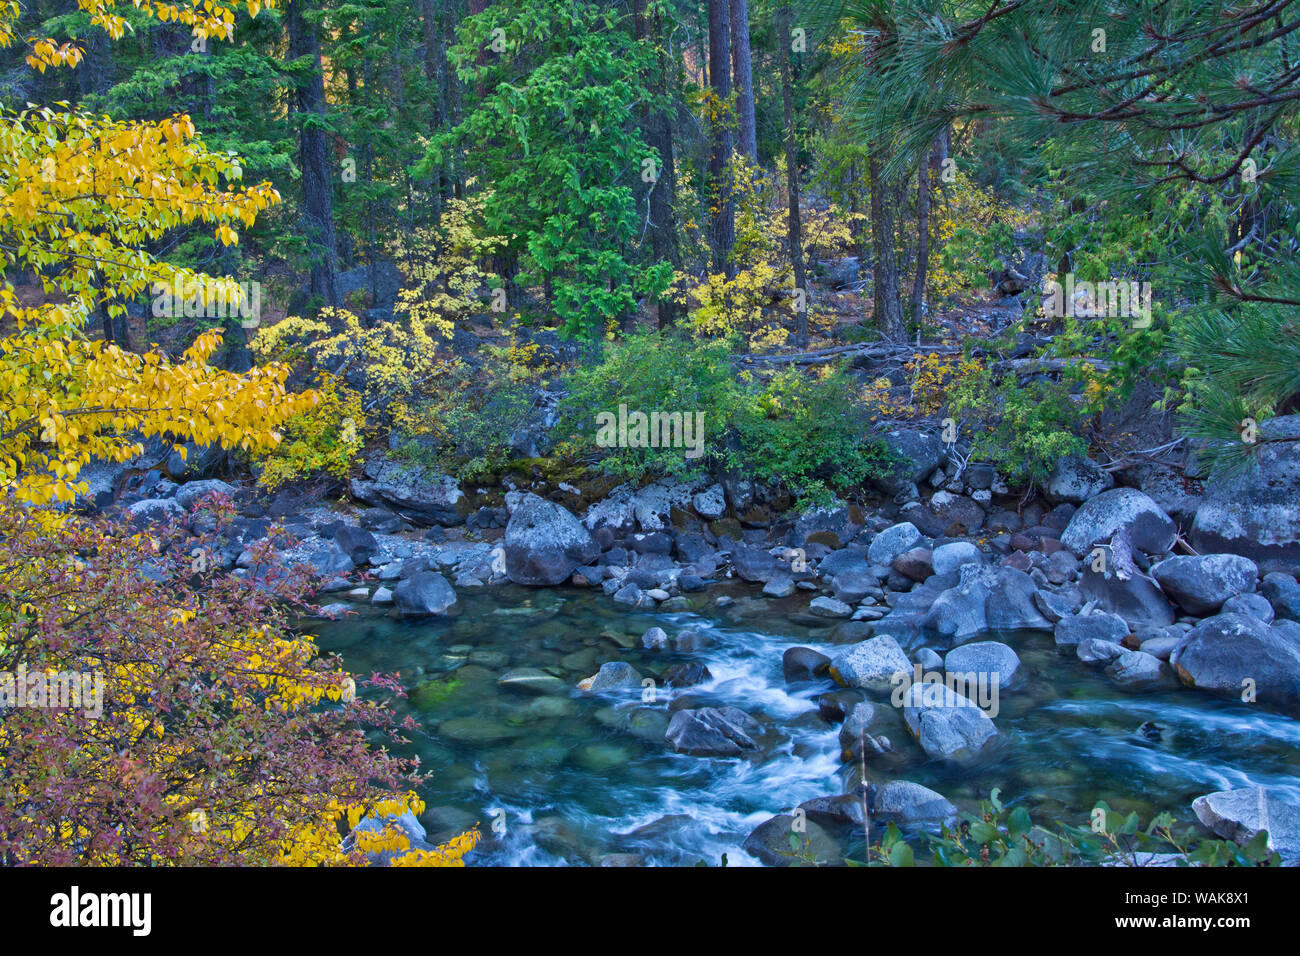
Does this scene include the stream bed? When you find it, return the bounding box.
[311,583,1300,865]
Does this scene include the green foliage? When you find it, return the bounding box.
[873,790,1283,868]
[426,0,673,337]
[253,377,364,490]
[948,363,1088,484]
[557,331,894,502]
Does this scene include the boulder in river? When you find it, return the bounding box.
[504,492,599,586]
[1170,612,1300,709]
[392,571,457,616]
[900,682,998,760]
[665,706,759,756]
[873,781,959,827]
[830,636,911,689]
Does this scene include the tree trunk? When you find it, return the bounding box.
[910,139,940,322]
[778,3,807,348]
[708,0,735,276]
[635,0,681,326]
[869,152,905,341]
[729,0,757,164]
[288,0,342,310]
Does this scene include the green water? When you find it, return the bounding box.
[309,583,1300,865]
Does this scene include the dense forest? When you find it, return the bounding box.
[2,0,1300,872]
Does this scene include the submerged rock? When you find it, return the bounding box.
[665,706,760,756]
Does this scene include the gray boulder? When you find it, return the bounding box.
[931,541,983,576]
[1106,650,1167,687]
[174,478,236,510]
[944,641,1021,688]
[1151,554,1258,616]
[1262,572,1300,622]
[350,454,468,526]
[742,815,842,867]
[1171,613,1300,709]
[831,636,912,689]
[1054,610,1129,647]
[901,682,999,760]
[921,565,1050,643]
[868,522,922,567]
[876,429,945,490]
[665,707,759,756]
[585,661,644,693]
[392,571,457,617]
[1077,638,1127,663]
[1221,592,1273,624]
[504,493,598,586]
[873,781,959,826]
[1190,416,1300,573]
[1192,787,1300,859]
[1046,455,1115,504]
[1060,488,1177,556]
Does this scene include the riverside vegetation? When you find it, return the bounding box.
[2,0,1300,866]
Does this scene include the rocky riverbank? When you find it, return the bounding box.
[92,415,1300,864]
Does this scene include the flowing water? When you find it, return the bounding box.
[311,583,1300,866]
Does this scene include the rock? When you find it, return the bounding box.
[497,668,569,696]
[173,478,236,510]
[873,781,958,826]
[1221,592,1275,624]
[901,682,999,760]
[944,641,1021,688]
[393,571,457,616]
[1045,455,1114,504]
[504,493,598,586]
[307,549,354,578]
[831,568,880,605]
[798,794,868,830]
[1106,649,1166,687]
[931,541,983,576]
[793,503,860,549]
[665,706,759,756]
[1054,610,1129,647]
[892,547,934,582]
[1080,550,1176,627]
[1034,589,1076,623]
[584,661,643,693]
[876,429,945,491]
[837,701,879,754]
[692,483,727,520]
[1150,554,1258,616]
[732,545,783,583]
[917,492,985,535]
[1171,613,1300,709]
[350,454,468,526]
[583,480,698,534]
[921,565,1050,643]
[611,582,646,607]
[1060,488,1177,556]
[1190,417,1300,573]
[783,647,832,682]
[641,626,669,651]
[334,524,379,564]
[742,815,841,866]
[165,442,226,481]
[371,586,394,605]
[819,547,869,580]
[1192,787,1300,859]
[1262,572,1300,622]
[831,636,911,689]
[1077,638,1127,663]
[664,662,712,687]
[127,498,184,523]
[809,596,853,619]
[868,522,922,567]
[762,576,797,598]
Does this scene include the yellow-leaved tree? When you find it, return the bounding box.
[0,0,477,866]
